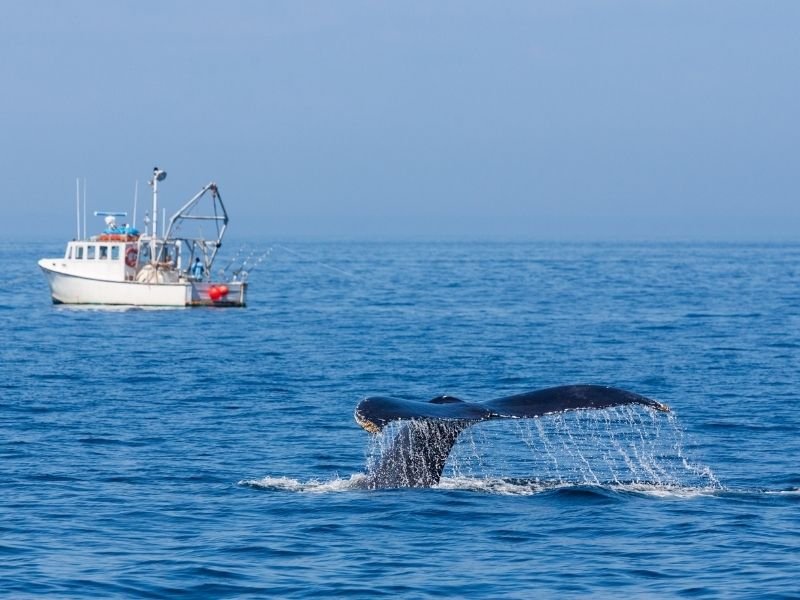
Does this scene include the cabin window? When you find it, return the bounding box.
[66,246,72,259]
[75,246,84,259]
[99,246,109,260]
[111,246,120,260]
[158,244,177,266]
[139,244,151,264]
[87,245,96,260]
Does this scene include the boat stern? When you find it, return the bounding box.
[189,281,247,307]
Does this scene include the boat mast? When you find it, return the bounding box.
[150,167,167,262]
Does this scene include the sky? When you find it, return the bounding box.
[1,1,799,241]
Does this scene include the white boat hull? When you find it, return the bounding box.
[38,260,246,307]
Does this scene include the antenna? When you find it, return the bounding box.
[76,178,81,239]
[82,178,87,240]
[133,180,138,228]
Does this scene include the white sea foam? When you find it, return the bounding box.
[239,474,369,493]
[435,475,721,497]
[763,487,800,496]
[241,474,721,498]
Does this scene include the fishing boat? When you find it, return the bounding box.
[38,167,247,307]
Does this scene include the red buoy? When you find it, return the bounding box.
[208,286,222,301]
[218,284,229,297]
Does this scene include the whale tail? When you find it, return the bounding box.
[356,385,669,489]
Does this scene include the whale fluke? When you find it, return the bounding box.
[355,385,669,489]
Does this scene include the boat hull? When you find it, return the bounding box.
[38,261,246,307]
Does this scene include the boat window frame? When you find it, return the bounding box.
[139,243,151,265]
[99,245,109,260]
[75,245,84,260]
[87,245,96,260]
[111,246,120,261]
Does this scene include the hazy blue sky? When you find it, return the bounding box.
[2,1,798,240]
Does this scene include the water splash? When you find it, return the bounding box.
[442,406,721,491]
[246,407,720,494]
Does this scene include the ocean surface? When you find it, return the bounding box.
[1,240,799,598]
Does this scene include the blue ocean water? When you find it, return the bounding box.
[1,240,799,598]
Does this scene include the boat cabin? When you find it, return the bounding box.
[61,239,180,282]
[62,240,140,281]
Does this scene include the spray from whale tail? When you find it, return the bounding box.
[354,385,669,489]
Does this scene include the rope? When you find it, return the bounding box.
[274,244,367,282]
